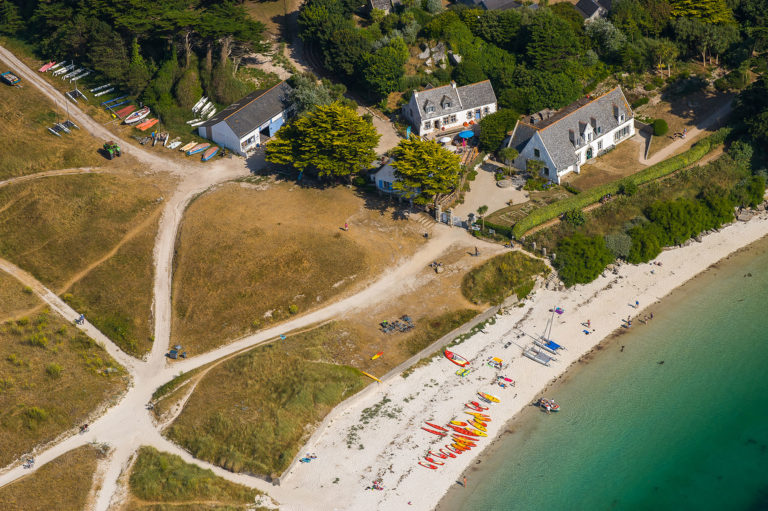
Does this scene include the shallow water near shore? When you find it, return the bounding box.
[439,237,768,511]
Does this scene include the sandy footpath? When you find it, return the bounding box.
[272,213,768,511]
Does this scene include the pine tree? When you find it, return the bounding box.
[0,0,23,35]
[125,39,151,96]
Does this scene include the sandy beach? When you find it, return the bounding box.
[268,213,768,511]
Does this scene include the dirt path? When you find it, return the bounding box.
[0,45,181,173]
[0,167,106,189]
[0,43,507,510]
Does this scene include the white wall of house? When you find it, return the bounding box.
[409,103,497,136]
[512,132,561,182]
[199,122,242,156]
[511,119,635,184]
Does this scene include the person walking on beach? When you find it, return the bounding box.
[463,476,468,488]
[635,300,639,308]
[587,319,591,328]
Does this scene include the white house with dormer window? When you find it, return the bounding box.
[403,80,498,136]
[503,87,634,184]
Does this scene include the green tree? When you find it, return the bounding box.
[653,118,669,136]
[361,38,408,99]
[0,0,23,35]
[478,109,519,152]
[524,11,581,72]
[125,38,151,96]
[562,209,586,227]
[477,205,489,229]
[669,0,734,23]
[452,61,487,86]
[650,38,678,76]
[627,222,663,263]
[737,75,768,145]
[391,137,462,207]
[266,102,380,181]
[499,147,519,164]
[554,233,615,286]
[618,180,638,196]
[585,19,627,60]
[88,20,129,83]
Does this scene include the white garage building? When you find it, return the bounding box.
[198,81,293,156]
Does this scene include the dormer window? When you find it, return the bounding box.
[425,104,435,114]
[441,95,452,109]
[619,113,625,123]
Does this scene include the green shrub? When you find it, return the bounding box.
[511,128,731,238]
[288,304,299,315]
[461,252,548,305]
[631,97,650,109]
[604,232,633,259]
[23,406,49,429]
[562,209,586,226]
[618,180,638,196]
[653,118,669,136]
[45,363,62,378]
[553,233,614,287]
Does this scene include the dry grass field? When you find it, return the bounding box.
[0,272,41,322]
[0,307,127,467]
[171,180,425,353]
[165,243,507,477]
[121,446,263,510]
[0,310,127,466]
[0,445,105,510]
[0,74,101,179]
[0,174,166,356]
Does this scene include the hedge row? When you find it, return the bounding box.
[482,220,513,238]
[511,127,731,238]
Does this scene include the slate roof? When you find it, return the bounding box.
[370,0,391,10]
[508,87,633,170]
[479,0,521,10]
[201,81,293,139]
[412,80,497,121]
[576,0,611,18]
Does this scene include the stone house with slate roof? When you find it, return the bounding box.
[368,0,400,14]
[503,87,634,184]
[403,80,497,136]
[198,81,293,156]
[575,0,611,21]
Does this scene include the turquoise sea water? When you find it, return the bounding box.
[440,237,768,511]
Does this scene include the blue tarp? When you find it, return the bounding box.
[459,130,474,138]
[545,340,563,350]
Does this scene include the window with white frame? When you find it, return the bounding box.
[534,148,540,157]
[449,114,457,123]
[597,140,603,150]
[483,107,490,115]
[614,131,621,141]
[424,121,432,129]
[466,111,473,120]
[619,113,624,122]
[443,116,450,124]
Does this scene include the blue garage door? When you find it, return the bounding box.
[268,116,285,136]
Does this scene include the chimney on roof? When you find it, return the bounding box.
[450,80,457,89]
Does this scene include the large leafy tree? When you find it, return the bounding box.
[265,102,380,181]
[361,38,408,99]
[524,11,581,72]
[0,0,23,35]
[669,0,734,23]
[391,137,462,207]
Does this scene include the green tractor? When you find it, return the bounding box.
[103,141,121,160]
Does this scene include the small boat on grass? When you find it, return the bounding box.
[137,118,158,131]
[201,146,218,161]
[1,71,21,86]
[167,141,182,150]
[179,142,196,152]
[124,106,150,124]
[444,350,469,367]
[39,61,55,72]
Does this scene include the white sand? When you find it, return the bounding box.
[272,213,768,511]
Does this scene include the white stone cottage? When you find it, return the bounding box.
[575,0,611,21]
[403,80,498,136]
[198,81,293,156]
[503,87,635,184]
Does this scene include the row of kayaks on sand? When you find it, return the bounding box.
[418,400,497,470]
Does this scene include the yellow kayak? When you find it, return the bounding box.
[478,392,500,403]
[467,427,487,437]
[450,420,467,427]
[360,371,381,383]
[465,411,491,422]
[469,419,487,432]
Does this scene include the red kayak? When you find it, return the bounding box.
[447,424,479,436]
[425,422,448,432]
[422,427,446,436]
[418,461,438,470]
[425,457,444,465]
[429,450,450,459]
[469,401,489,410]
[453,433,479,443]
[444,350,469,367]
[445,445,464,454]
[437,449,456,459]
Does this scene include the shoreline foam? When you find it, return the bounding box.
[271,214,768,511]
